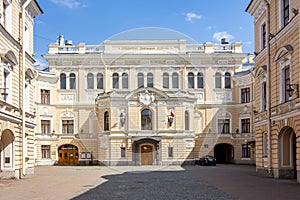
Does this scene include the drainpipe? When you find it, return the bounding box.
[263,0,272,174]
[21,0,31,177]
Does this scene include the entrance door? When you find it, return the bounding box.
[141,145,153,165]
[58,144,78,165]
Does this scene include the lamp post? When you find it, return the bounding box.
[287,84,299,99]
[0,88,8,101]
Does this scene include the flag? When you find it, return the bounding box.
[170,111,175,117]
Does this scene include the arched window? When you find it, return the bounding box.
[141,109,152,130]
[97,73,103,89]
[185,111,189,130]
[147,73,153,87]
[112,73,119,89]
[70,73,76,89]
[138,73,144,88]
[215,72,221,88]
[172,72,179,89]
[188,72,194,88]
[163,73,169,88]
[60,73,66,89]
[122,73,128,89]
[225,72,231,88]
[87,73,94,89]
[197,72,204,88]
[104,111,109,131]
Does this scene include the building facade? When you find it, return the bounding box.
[35,35,255,166]
[0,0,42,179]
[247,0,300,182]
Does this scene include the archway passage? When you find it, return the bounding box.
[132,138,160,165]
[58,144,78,165]
[280,127,296,179]
[0,130,15,169]
[214,143,234,164]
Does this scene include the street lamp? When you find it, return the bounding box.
[1,88,8,101]
[287,84,299,98]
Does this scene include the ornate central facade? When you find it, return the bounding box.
[35,36,255,166]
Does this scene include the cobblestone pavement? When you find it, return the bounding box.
[0,165,299,200]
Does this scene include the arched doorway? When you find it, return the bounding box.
[132,138,160,165]
[214,143,234,164]
[0,130,15,169]
[279,127,296,179]
[58,144,78,165]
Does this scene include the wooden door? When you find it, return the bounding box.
[58,145,78,165]
[141,145,153,165]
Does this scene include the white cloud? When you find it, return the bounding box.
[185,12,202,23]
[213,32,234,42]
[51,0,84,9]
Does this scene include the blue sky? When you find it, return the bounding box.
[34,0,253,67]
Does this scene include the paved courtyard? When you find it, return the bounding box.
[0,164,299,200]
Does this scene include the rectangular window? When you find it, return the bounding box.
[283,0,289,26]
[284,67,290,102]
[241,118,250,133]
[41,89,50,104]
[262,82,267,111]
[261,23,266,49]
[41,145,51,159]
[218,119,230,134]
[41,120,51,134]
[242,144,251,158]
[168,147,173,157]
[62,120,74,134]
[121,147,126,158]
[241,87,250,103]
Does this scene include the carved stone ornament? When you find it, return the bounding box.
[139,90,155,106]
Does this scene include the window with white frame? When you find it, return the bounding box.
[112,73,119,89]
[241,118,250,133]
[122,73,128,89]
[197,72,204,88]
[188,72,194,89]
[87,73,94,89]
[1,0,12,32]
[263,132,268,158]
[147,73,153,87]
[137,73,144,88]
[163,72,169,88]
[225,72,231,88]
[280,0,290,28]
[261,81,267,111]
[215,72,221,88]
[242,144,251,158]
[172,72,179,89]
[41,89,50,104]
[282,66,291,102]
[141,109,152,130]
[241,87,250,103]
[69,73,76,89]
[41,120,51,134]
[97,73,103,89]
[261,22,267,50]
[62,120,74,134]
[41,145,51,159]
[60,73,66,89]
[217,112,231,134]
[104,111,109,131]
[185,111,189,130]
